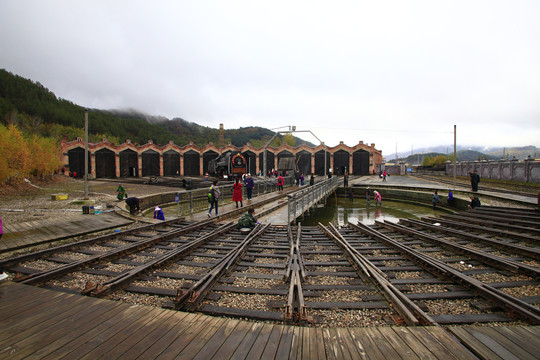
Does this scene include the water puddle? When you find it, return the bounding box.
[299,198,441,226]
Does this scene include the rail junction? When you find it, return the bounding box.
[0,175,538,359]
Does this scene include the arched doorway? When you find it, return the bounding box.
[333,150,350,175]
[120,149,138,177]
[353,150,370,175]
[242,150,257,175]
[203,150,219,175]
[163,150,180,176]
[95,148,116,178]
[314,150,330,176]
[67,147,90,178]
[183,150,200,176]
[142,150,160,177]
[259,151,275,176]
[296,150,311,176]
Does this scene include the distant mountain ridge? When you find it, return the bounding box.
[387,145,539,162]
[0,69,312,148]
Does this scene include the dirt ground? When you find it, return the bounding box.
[0,175,181,226]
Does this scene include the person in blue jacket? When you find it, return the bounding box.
[244,173,254,200]
[153,206,165,221]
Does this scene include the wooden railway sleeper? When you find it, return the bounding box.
[352,222,540,325]
[419,216,540,244]
[85,222,237,296]
[401,217,540,261]
[174,223,270,311]
[386,219,540,278]
[320,223,436,326]
[0,217,190,269]
[464,211,540,229]
[470,207,540,221]
[17,218,217,286]
[443,214,540,235]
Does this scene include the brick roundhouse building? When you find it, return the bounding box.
[61,138,382,179]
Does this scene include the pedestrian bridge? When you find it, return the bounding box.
[286,177,340,223]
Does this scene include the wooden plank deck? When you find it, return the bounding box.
[0,213,133,253]
[1,282,537,359]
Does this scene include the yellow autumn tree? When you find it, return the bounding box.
[26,134,63,178]
[282,134,296,147]
[0,124,63,183]
[0,124,30,182]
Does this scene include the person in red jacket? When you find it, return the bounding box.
[232,177,243,208]
[277,174,284,192]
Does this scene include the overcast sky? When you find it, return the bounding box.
[1,1,539,156]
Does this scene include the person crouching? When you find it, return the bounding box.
[153,206,165,221]
[237,208,257,230]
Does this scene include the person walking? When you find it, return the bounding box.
[125,197,142,215]
[300,173,305,186]
[309,174,315,186]
[116,183,126,201]
[208,180,220,217]
[153,206,165,221]
[365,187,371,205]
[232,177,243,208]
[244,173,254,200]
[277,174,284,192]
[470,170,480,192]
[432,190,440,209]
[382,171,387,182]
[343,172,349,187]
[374,190,382,206]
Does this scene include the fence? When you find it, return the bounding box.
[166,176,296,217]
[287,176,340,224]
[446,159,540,183]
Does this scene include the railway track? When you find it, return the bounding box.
[411,174,539,198]
[1,204,538,328]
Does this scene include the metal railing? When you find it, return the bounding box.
[287,176,340,224]
[172,177,296,217]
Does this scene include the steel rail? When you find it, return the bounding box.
[474,206,540,215]
[17,218,217,286]
[85,222,237,296]
[410,174,538,198]
[320,223,436,326]
[0,217,188,269]
[382,220,540,279]
[420,216,540,244]
[443,214,540,235]
[400,218,540,262]
[284,224,308,323]
[351,222,540,325]
[461,211,540,229]
[470,207,540,221]
[174,223,270,311]
[1,184,301,269]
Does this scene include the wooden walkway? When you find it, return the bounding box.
[0,213,133,253]
[1,282,538,359]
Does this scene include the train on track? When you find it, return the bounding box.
[207,151,247,178]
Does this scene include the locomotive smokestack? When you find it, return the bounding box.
[219,123,224,147]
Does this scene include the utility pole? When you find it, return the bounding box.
[84,109,89,200]
[453,125,456,190]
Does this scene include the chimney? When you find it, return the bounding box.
[219,124,225,147]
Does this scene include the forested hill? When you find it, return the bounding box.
[0,69,305,147]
